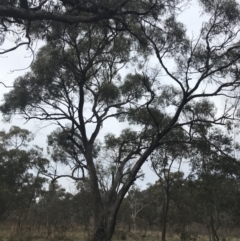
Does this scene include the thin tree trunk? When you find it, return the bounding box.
[210,215,216,241]
[162,192,170,241]
[210,215,219,241]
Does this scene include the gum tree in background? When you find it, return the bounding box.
[2,1,240,241]
[150,125,240,241]
[126,185,147,231]
[0,126,48,222]
[150,141,189,241]
[189,126,240,241]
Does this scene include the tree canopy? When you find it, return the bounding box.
[1,1,240,241]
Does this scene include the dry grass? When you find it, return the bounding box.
[0,226,239,241]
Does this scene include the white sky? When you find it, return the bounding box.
[0,2,228,191]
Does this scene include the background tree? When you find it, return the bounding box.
[150,139,189,241]
[189,128,240,241]
[73,181,94,230]
[138,182,162,229]
[0,126,48,224]
[126,185,147,231]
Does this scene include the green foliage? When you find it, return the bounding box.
[99,82,120,104]
[0,0,17,6]
[47,128,81,164]
[199,0,240,24]
[127,107,164,127]
[163,16,189,56]
[0,126,33,148]
[104,128,139,153]
[0,126,48,221]
[120,74,146,100]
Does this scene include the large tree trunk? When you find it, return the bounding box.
[92,220,106,241]
[91,209,117,241]
[85,140,156,241]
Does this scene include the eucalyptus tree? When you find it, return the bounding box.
[126,185,147,231]
[150,140,189,241]
[2,1,240,241]
[72,182,94,229]
[190,172,240,241]
[188,126,240,241]
[0,0,167,55]
[138,182,162,229]
[0,126,48,221]
[34,182,73,232]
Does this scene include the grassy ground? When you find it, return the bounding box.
[0,227,239,241]
[0,229,160,241]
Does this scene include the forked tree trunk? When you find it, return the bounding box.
[87,141,156,241]
[91,210,117,241]
[92,221,106,241]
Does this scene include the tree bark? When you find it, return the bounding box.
[91,209,117,241]
[161,192,170,241]
[210,215,219,241]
